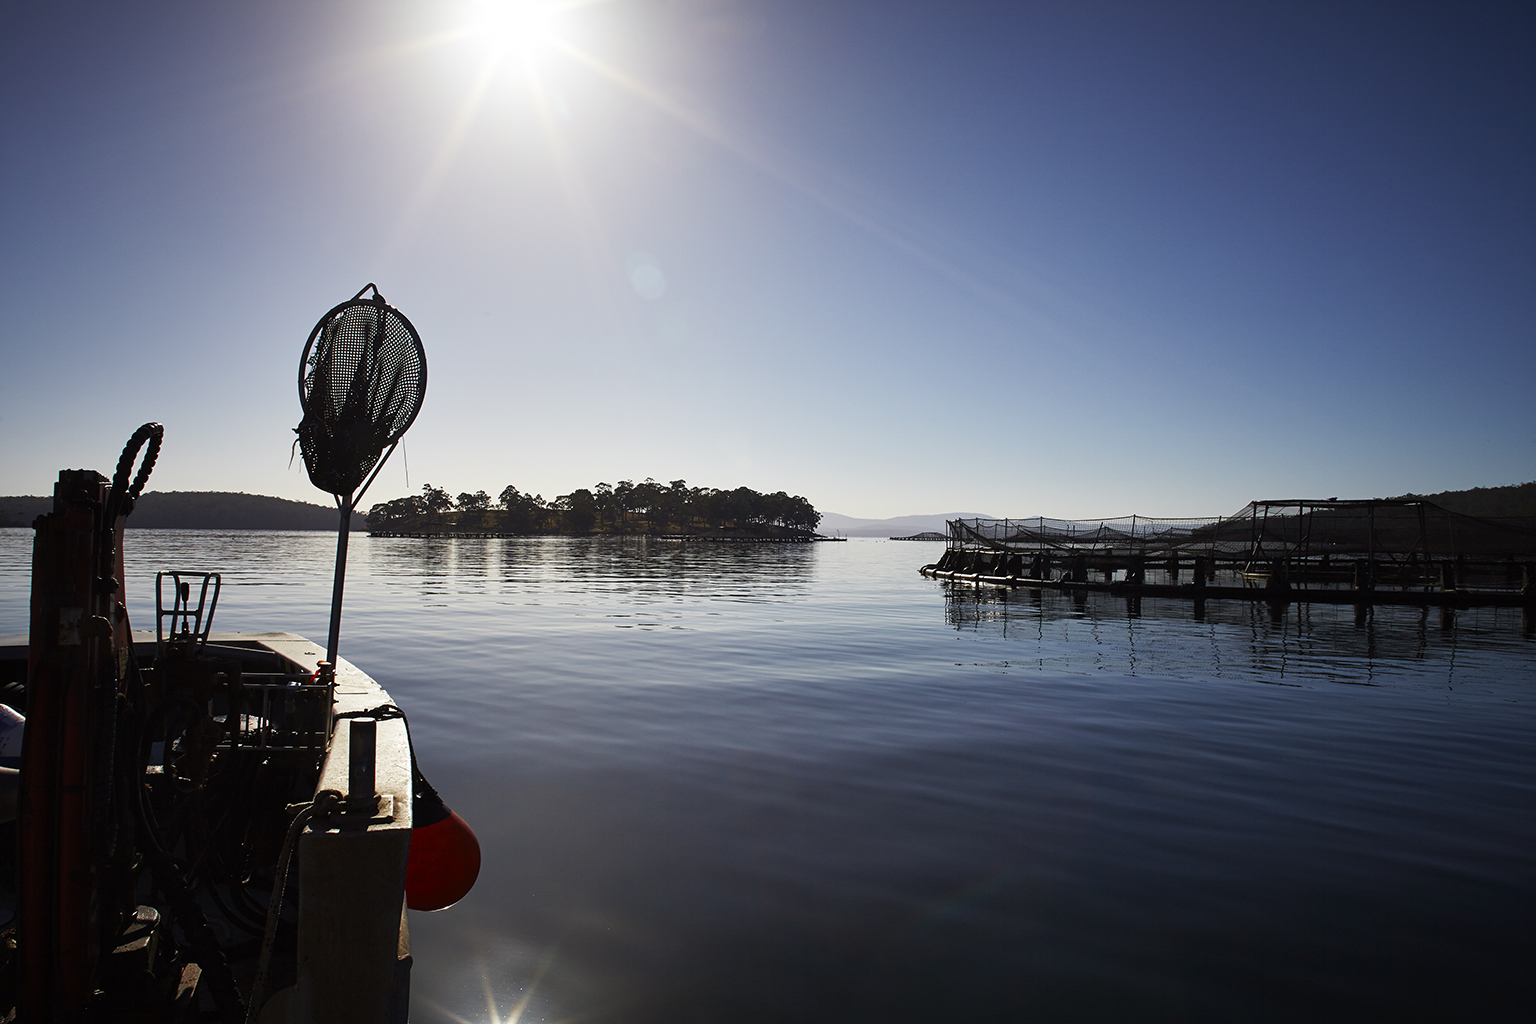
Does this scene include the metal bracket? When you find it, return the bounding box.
[312,793,394,831]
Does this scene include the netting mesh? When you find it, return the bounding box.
[296,299,425,497]
[1196,501,1536,560]
[945,501,1536,586]
[951,515,1219,559]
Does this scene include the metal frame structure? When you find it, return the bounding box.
[937,499,1536,597]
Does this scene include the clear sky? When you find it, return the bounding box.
[2,1,1531,519]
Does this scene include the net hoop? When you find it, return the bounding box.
[295,285,427,499]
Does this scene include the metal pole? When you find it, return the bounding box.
[1368,502,1376,588]
[327,500,352,665]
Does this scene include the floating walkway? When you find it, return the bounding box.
[369,530,520,538]
[920,499,1536,609]
[655,534,844,543]
[368,530,842,542]
[920,568,1531,608]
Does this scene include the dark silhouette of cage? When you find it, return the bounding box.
[926,500,1536,605]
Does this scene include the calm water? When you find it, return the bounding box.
[3,530,1534,1022]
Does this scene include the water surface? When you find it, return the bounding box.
[2,531,1532,1022]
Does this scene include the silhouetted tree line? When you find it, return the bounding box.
[366,479,822,536]
[1391,481,1536,519]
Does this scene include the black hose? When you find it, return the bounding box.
[230,877,285,935]
[245,791,340,1024]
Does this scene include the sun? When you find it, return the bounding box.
[462,0,565,64]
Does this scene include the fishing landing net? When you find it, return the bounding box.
[295,283,427,663]
[296,284,426,500]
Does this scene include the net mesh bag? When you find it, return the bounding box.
[296,295,426,497]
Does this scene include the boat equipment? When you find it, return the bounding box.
[292,285,478,914]
[294,282,426,666]
[2,283,477,1019]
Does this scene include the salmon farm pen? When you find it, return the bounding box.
[920,499,1536,613]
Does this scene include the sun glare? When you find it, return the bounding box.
[464,0,564,63]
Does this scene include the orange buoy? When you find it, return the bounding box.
[405,769,481,912]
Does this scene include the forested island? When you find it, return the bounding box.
[0,482,818,535]
[366,480,822,537]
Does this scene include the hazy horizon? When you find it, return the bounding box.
[2,480,1530,527]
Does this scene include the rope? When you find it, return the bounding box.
[245,789,342,1024]
[336,703,444,810]
[108,421,164,516]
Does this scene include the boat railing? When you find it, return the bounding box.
[208,673,336,753]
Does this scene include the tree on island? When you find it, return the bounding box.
[366,480,821,536]
[559,488,598,534]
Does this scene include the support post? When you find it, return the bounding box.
[1266,559,1291,598]
[326,502,352,665]
[21,468,144,1019]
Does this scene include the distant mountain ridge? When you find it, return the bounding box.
[0,491,339,530]
[1392,481,1536,519]
[826,481,1536,537]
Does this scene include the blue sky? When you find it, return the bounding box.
[1,1,1531,519]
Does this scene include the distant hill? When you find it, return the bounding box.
[819,512,994,538]
[825,484,1536,538]
[0,496,50,527]
[0,491,340,530]
[1392,482,1536,518]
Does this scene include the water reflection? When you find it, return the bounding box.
[0,530,818,642]
[942,577,1533,691]
[357,536,816,602]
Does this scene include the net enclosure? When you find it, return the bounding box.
[296,285,426,499]
[940,499,1536,591]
